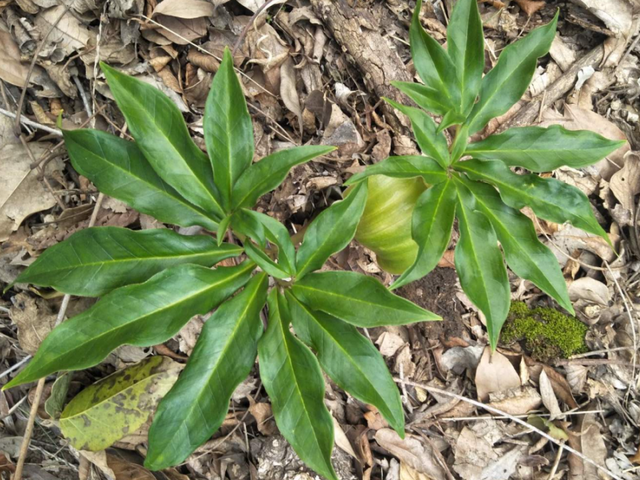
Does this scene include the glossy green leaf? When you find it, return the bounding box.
[464,125,626,172]
[216,215,232,246]
[447,0,484,114]
[258,290,337,480]
[238,210,296,276]
[455,159,608,240]
[100,63,223,218]
[296,181,368,279]
[146,273,268,470]
[450,124,470,162]
[410,0,461,109]
[291,271,440,327]
[15,227,242,297]
[244,241,290,279]
[466,12,558,134]
[61,356,181,451]
[232,145,335,210]
[463,179,573,313]
[4,261,255,389]
[391,81,453,117]
[64,129,219,231]
[230,209,266,248]
[453,180,510,349]
[385,99,450,168]
[344,156,446,186]
[286,292,405,436]
[391,180,456,290]
[204,48,253,209]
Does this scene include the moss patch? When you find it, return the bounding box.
[501,302,588,362]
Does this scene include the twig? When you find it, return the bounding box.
[0,108,62,137]
[394,378,623,480]
[13,193,103,480]
[14,6,68,136]
[546,442,564,479]
[0,355,32,381]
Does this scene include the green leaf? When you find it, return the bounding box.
[296,182,368,279]
[100,63,223,218]
[385,99,450,168]
[291,271,440,327]
[286,292,405,436]
[455,159,608,240]
[453,180,510,349]
[464,125,626,172]
[463,179,573,313]
[232,145,335,210]
[230,209,266,248]
[44,373,71,420]
[204,48,253,209]
[64,129,219,231]
[238,210,296,276]
[258,290,337,480]
[244,241,290,279]
[4,261,255,389]
[15,227,242,297]
[410,0,461,109]
[146,273,268,470]
[466,12,558,134]
[391,180,456,290]
[344,156,446,186]
[391,81,453,117]
[60,356,181,451]
[216,215,232,246]
[447,0,484,114]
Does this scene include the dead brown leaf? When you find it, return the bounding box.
[374,429,447,479]
[152,0,215,19]
[474,347,521,402]
[514,0,545,16]
[539,369,562,420]
[0,31,31,87]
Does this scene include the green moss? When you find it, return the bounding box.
[501,302,588,362]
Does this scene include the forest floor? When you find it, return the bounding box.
[1,0,640,479]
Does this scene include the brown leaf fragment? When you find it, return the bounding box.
[514,0,545,16]
[375,429,447,479]
[475,347,521,402]
[152,0,215,18]
[539,369,562,420]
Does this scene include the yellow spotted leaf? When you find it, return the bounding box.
[60,356,181,451]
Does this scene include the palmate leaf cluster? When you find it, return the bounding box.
[5,49,440,479]
[347,0,624,348]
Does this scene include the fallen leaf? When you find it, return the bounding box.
[539,369,562,420]
[9,293,57,355]
[333,418,357,459]
[60,356,181,451]
[487,386,542,415]
[249,402,278,436]
[474,347,521,402]
[374,429,447,479]
[152,0,215,18]
[610,152,640,222]
[108,454,155,480]
[514,0,545,16]
[0,142,61,242]
[0,31,31,87]
[280,57,302,130]
[568,277,611,305]
[35,6,94,61]
[399,462,430,480]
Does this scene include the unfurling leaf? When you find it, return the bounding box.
[258,290,337,480]
[15,227,242,296]
[101,63,224,218]
[64,129,219,231]
[4,261,254,388]
[465,125,626,172]
[292,271,440,327]
[287,292,405,436]
[61,356,181,451]
[296,181,368,279]
[454,181,510,349]
[146,273,268,470]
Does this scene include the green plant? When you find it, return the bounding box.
[4,48,440,480]
[347,0,624,348]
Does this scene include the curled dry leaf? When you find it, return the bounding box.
[374,429,447,479]
[539,369,562,420]
[474,347,521,402]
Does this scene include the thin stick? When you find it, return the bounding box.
[0,108,62,137]
[12,192,103,480]
[0,355,32,381]
[394,378,623,480]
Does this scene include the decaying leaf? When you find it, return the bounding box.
[152,0,215,19]
[0,142,62,242]
[60,356,181,451]
[9,293,57,355]
[474,347,521,402]
[374,429,447,479]
[539,369,562,420]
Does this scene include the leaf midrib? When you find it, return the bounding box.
[34,265,251,378]
[151,278,264,460]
